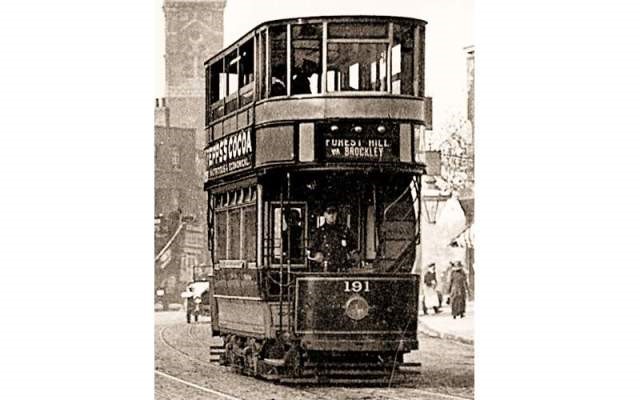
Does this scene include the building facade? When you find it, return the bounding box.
[155,0,226,306]
[155,99,207,305]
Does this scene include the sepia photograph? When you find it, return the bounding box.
[6,1,640,400]
[154,1,474,399]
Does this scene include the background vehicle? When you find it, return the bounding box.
[204,15,436,383]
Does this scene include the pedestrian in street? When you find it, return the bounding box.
[422,263,441,315]
[448,261,470,319]
[307,203,359,272]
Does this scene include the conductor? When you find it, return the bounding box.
[307,203,359,272]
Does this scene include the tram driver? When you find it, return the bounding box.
[307,203,360,272]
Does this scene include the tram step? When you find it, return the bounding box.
[304,369,388,377]
[304,361,420,368]
[278,377,319,384]
[263,358,286,367]
[278,376,391,385]
[398,362,421,367]
[326,377,390,385]
[396,368,421,375]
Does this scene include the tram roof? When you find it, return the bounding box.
[205,15,428,66]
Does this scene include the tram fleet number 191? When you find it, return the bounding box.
[344,280,370,293]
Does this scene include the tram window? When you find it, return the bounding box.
[225,50,239,96]
[239,40,255,108]
[257,30,267,100]
[243,206,256,262]
[238,40,254,108]
[272,206,305,264]
[224,50,239,115]
[291,24,322,95]
[228,209,241,259]
[268,25,287,97]
[209,61,223,102]
[391,23,415,95]
[215,211,227,261]
[327,43,387,92]
[239,40,254,88]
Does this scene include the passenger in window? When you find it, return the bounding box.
[282,209,303,262]
[270,65,286,96]
[292,59,317,95]
[307,203,359,272]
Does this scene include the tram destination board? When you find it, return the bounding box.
[318,121,399,162]
[205,129,254,179]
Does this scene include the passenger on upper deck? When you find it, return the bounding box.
[291,59,317,95]
[270,64,287,96]
[307,203,360,272]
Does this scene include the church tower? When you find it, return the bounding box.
[155,1,225,304]
[163,0,226,149]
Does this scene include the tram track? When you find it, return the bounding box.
[159,325,211,367]
[158,323,335,400]
[158,322,472,400]
[156,370,247,400]
[346,387,473,400]
[407,388,473,400]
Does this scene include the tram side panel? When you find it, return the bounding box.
[210,266,264,337]
[209,265,291,339]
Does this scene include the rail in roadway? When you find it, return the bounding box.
[157,323,473,400]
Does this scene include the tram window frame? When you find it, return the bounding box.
[326,42,388,93]
[257,29,267,100]
[208,60,225,120]
[268,202,307,267]
[214,209,227,262]
[243,205,257,262]
[238,39,255,107]
[224,49,240,114]
[391,22,415,95]
[325,21,391,93]
[212,187,258,266]
[267,24,288,98]
[290,23,323,95]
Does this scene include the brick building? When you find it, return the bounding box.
[155,0,226,305]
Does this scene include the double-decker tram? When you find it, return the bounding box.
[204,15,432,384]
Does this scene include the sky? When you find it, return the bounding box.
[155,0,473,133]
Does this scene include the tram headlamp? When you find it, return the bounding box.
[344,295,369,321]
[330,125,339,132]
[377,125,386,133]
[353,126,363,133]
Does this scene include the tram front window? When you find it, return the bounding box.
[391,23,415,95]
[327,43,388,92]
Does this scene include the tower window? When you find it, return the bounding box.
[171,147,181,170]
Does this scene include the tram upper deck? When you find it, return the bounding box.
[204,16,433,187]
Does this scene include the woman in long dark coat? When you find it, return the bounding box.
[448,263,470,319]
